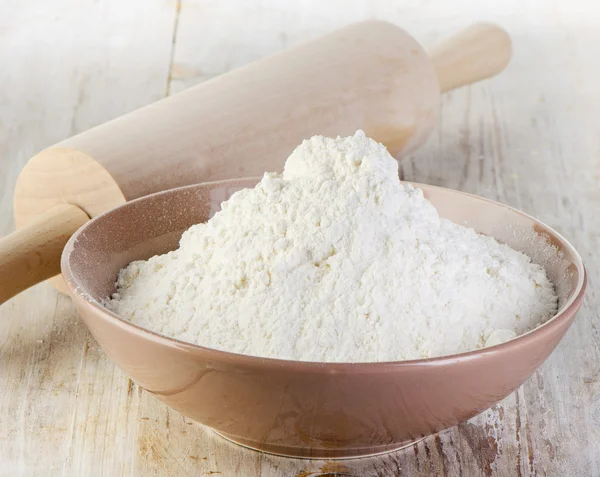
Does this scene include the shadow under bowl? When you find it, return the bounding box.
[61,178,586,459]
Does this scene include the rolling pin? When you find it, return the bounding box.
[0,21,511,304]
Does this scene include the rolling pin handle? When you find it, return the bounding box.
[0,204,89,304]
[428,22,512,93]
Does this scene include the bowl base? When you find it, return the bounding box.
[213,430,425,460]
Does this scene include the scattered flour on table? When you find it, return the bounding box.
[106,131,558,362]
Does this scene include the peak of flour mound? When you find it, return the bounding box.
[283,130,398,183]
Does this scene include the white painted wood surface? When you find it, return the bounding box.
[1,0,599,475]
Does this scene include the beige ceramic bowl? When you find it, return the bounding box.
[61,179,586,459]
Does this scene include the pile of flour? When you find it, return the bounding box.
[107,131,558,362]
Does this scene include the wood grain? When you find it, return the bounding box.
[1,0,599,476]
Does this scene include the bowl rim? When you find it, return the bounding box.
[61,178,587,372]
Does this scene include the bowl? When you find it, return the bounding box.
[61,178,586,459]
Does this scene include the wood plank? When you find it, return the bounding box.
[0,1,178,475]
[1,0,599,475]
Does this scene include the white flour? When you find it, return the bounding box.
[107,131,558,362]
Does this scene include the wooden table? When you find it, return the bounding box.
[1,1,599,475]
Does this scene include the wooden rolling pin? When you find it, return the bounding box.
[1,21,511,304]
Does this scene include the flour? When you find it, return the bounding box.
[107,131,558,362]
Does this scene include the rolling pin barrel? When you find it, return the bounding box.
[2,21,511,303]
[15,20,441,229]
